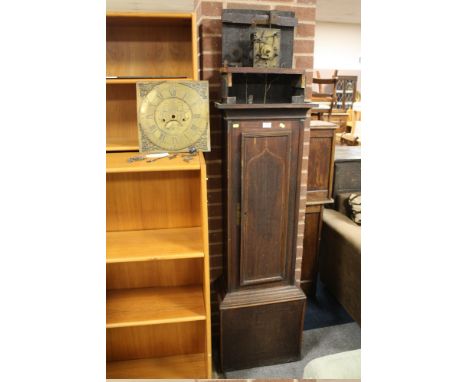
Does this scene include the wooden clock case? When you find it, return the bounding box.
[215,102,310,371]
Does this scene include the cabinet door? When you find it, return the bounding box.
[239,130,292,286]
[225,118,303,290]
[307,128,335,204]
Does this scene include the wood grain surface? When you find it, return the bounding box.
[107,285,206,328]
[107,227,204,263]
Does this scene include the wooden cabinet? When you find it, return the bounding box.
[300,121,337,296]
[300,204,323,296]
[335,75,358,111]
[106,12,198,152]
[215,103,308,371]
[105,11,211,379]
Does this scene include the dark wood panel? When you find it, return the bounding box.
[307,137,332,191]
[307,129,335,204]
[225,115,304,291]
[240,132,292,286]
[300,206,323,296]
[220,298,305,371]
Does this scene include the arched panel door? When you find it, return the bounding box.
[240,131,292,286]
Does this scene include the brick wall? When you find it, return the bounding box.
[194,0,316,341]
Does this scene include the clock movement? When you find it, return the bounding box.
[252,28,281,68]
[137,81,210,152]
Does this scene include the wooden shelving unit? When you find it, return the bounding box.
[106,152,212,379]
[106,12,198,152]
[106,11,211,379]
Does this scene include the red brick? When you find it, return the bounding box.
[210,124,222,139]
[294,40,314,54]
[227,2,271,10]
[208,176,223,189]
[295,55,313,69]
[208,188,223,204]
[204,146,223,159]
[296,23,315,38]
[209,106,222,116]
[201,19,222,35]
[201,1,222,17]
[208,207,224,222]
[203,52,222,69]
[275,5,315,23]
[209,131,223,147]
[208,203,223,216]
[209,216,223,231]
[209,229,223,243]
[202,68,221,84]
[209,86,221,100]
[209,242,224,254]
[210,254,223,268]
[201,35,221,52]
[210,267,223,280]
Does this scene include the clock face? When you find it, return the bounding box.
[137,81,210,152]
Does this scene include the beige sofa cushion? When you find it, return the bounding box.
[303,349,361,379]
[322,209,361,253]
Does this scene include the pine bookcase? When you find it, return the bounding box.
[106,153,212,379]
[106,11,211,379]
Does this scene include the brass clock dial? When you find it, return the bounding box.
[137,81,210,152]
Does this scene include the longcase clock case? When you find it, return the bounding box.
[216,104,309,371]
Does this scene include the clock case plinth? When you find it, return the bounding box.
[215,102,313,371]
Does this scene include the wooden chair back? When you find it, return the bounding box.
[311,70,338,120]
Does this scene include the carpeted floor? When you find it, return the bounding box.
[224,322,361,378]
[304,277,354,330]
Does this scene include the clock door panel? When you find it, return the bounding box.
[240,131,292,286]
